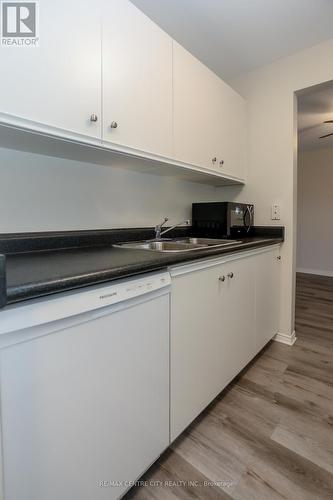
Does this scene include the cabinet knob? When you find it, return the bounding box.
[277,256,281,261]
[212,157,217,164]
[219,160,224,166]
[90,114,98,122]
[227,272,234,279]
[110,121,118,129]
[219,275,226,282]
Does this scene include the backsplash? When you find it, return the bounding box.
[0,147,244,233]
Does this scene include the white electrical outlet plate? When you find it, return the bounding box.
[271,204,280,220]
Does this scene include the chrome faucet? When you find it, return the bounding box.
[154,217,169,239]
[154,217,190,240]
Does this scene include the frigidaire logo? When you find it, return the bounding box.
[1,1,39,46]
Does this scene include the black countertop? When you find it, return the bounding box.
[4,231,284,305]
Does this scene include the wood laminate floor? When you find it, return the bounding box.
[126,273,333,500]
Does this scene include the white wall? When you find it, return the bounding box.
[0,146,224,233]
[297,147,333,276]
[229,38,333,341]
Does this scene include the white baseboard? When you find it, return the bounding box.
[297,268,333,277]
[274,330,297,346]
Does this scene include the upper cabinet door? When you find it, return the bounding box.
[0,0,102,139]
[173,42,247,180]
[102,0,173,157]
[216,81,247,180]
[173,42,220,171]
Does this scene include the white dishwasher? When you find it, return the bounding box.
[0,271,171,500]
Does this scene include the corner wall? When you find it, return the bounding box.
[226,38,333,341]
[297,147,333,276]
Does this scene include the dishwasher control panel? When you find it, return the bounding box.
[0,272,171,337]
[98,272,171,305]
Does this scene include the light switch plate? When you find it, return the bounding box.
[271,204,280,220]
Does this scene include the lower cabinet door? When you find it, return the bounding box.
[222,257,256,375]
[255,247,280,352]
[170,257,256,441]
[170,263,225,441]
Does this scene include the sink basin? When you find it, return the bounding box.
[114,237,241,253]
[114,241,206,252]
[173,238,240,246]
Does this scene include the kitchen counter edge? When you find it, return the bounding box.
[4,237,283,306]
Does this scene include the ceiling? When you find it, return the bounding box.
[130,0,333,82]
[298,82,333,151]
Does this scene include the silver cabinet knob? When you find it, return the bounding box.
[227,272,234,279]
[90,114,98,122]
[219,160,224,166]
[212,157,217,164]
[219,276,226,282]
[110,121,118,129]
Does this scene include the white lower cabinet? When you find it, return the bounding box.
[0,246,281,498]
[255,246,281,352]
[169,246,280,441]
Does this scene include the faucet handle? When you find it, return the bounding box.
[155,217,168,228]
[157,217,169,228]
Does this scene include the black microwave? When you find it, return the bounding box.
[192,202,254,238]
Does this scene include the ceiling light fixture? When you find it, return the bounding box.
[319,120,333,139]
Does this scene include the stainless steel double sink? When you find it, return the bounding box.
[114,237,240,253]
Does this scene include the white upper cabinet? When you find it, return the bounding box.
[216,80,247,180]
[102,0,173,157]
[0,0,246,183]
[0,0,102,140]
[173,42,220,171]
[173,42,246,180]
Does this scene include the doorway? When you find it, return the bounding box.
[296,81,333,340]
[297,81,333,277]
